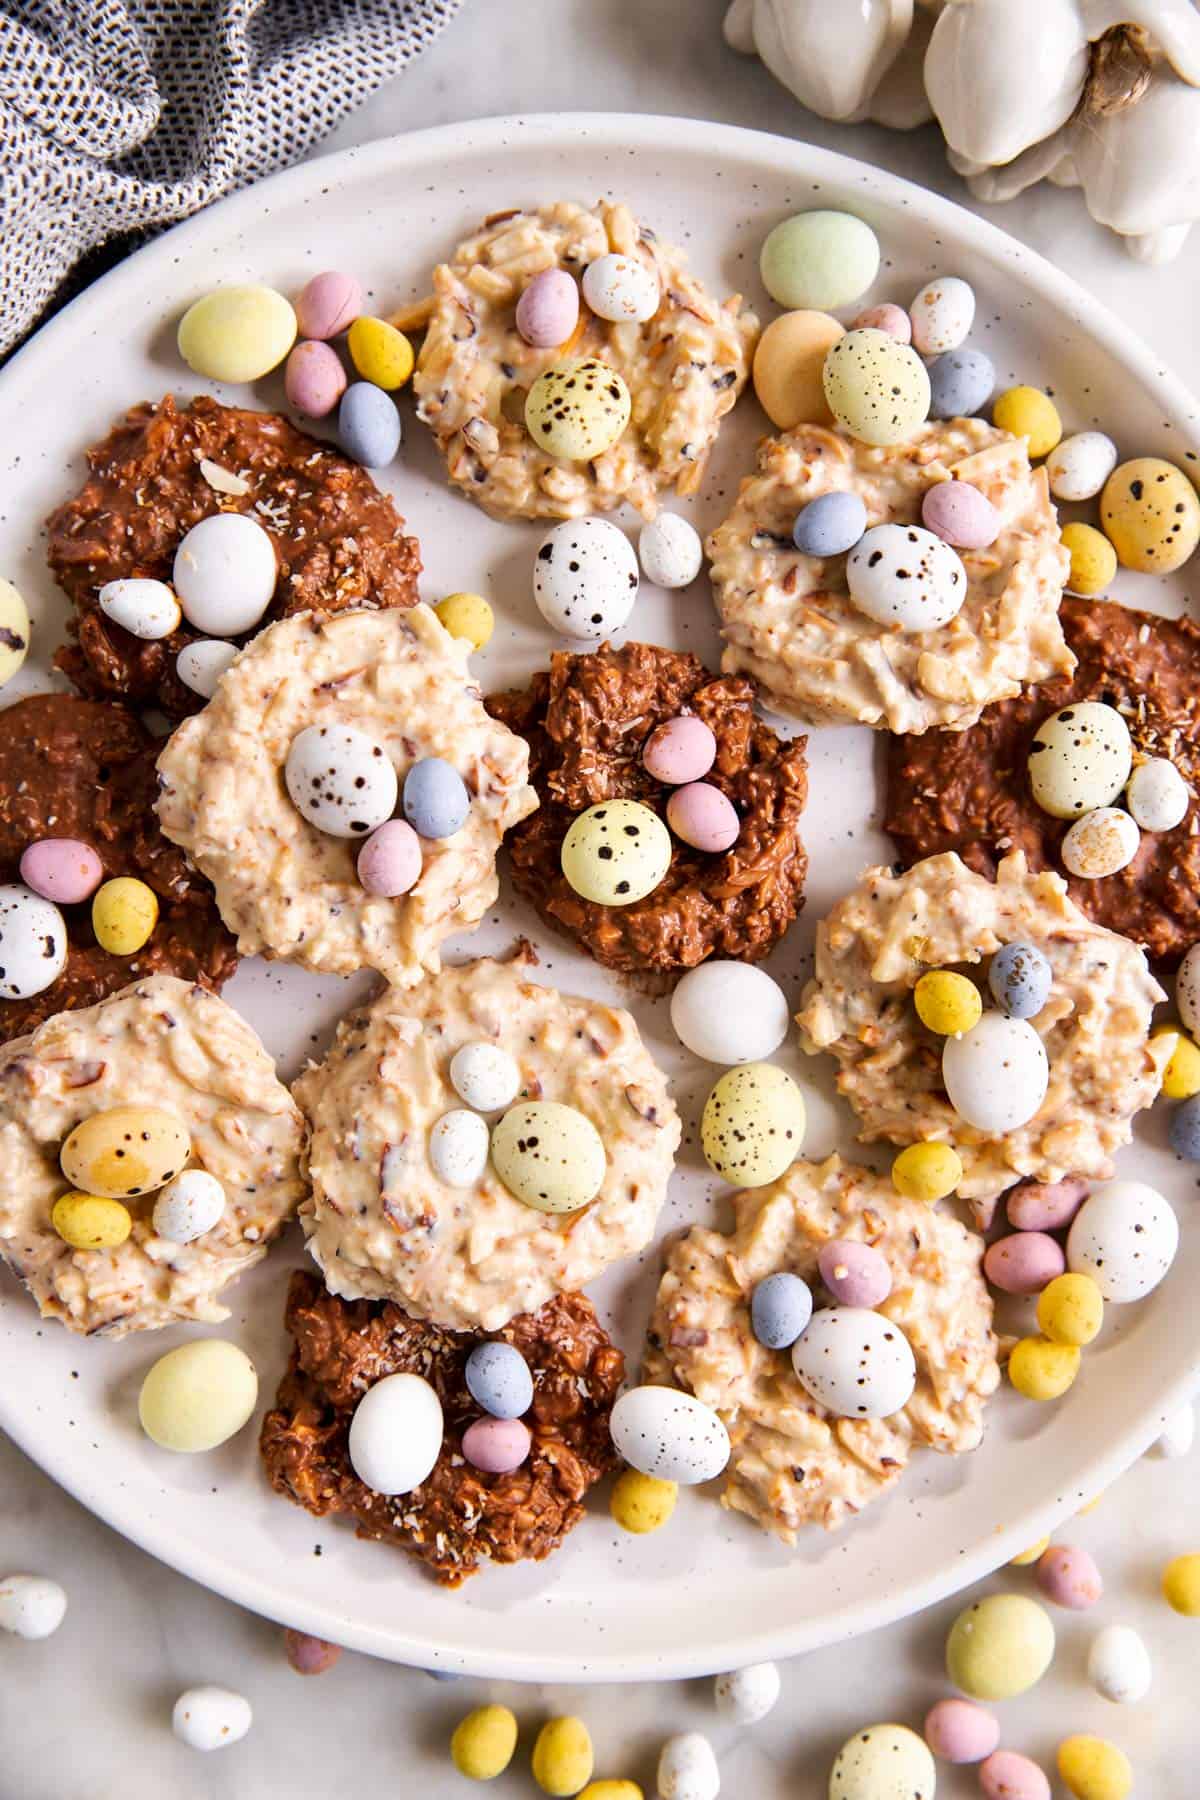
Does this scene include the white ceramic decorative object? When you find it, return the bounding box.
[723,0,934,128]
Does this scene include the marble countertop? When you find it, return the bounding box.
[5,3,1198,1795]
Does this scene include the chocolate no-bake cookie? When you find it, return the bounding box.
[885,598,1200,965]
[260,1271,623,1587]
[48,395,421,719]
[487,641,808,978]
[0,694,236,1039]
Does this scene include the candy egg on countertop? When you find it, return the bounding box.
[921,479,1000,550]
[338,380,402,468]
[515,268,580,348]
[0,579,30,686]
[1101,456,1200,573]
[0,883,67,999]
[946,1593,1056,1700]
[983,1231,1064,1296]
[817,1239,892,1308]
[139,1339,258,1453]
[560,799,672,906]
[701,1062,806,1187]
[348,1371,443,1494]
[172,1685,253,1752]
[927,347,995,420]
[642,715,716,786]
[828,1723,936,1800]
[176,638,239,699]
[490,1100,607,1213]
[988,941,1052,1020]
[533,516,639,638]
[402,757,470,840]
[284,339,347,418]
[1126,757,1189,832]
[909,275,975,355]
[1047,431,1118,503]
[750,1271,813,1349]
[525,358,632,462]
[1178,941,1200,1036]
[462,1416,531,1475]
[638,512,703,589]
[1027,702,1133,819]
[294,270,363,340]
[1067,1179,1178,1301]
[942,1013,1048,1135]
[1087,1624,1152,1703]
[450,1042,521,1114]
[19,839,103,906]
[657,1731,721,1800]
[284,724,399,839]
[847,523,966,631]
[1007,1176,1088,1233]
[98,577,182,641]
[1061,807,1141,879]
[61,1104,189,1198]
[0,1574,67,1641]
[669,960,789,1065]
[611,1385,730,1485]
[284,1630,342,1676]
[751,309,843,429]
[823,330,931,447]
[356,819,422,897]
[979,1751,1052,1800]
[428,1109,490,1188]
[173,512,276,637]
[792,490,867,557]
[152,1169,226,1244]
[851,303,911,343]
[177,284,296,382]
[666,782,740,853]
[582,251,661,323]
[714,1661,781,1725]
[1056,1736,1133,1800]
[1036,1544,1103,1610]
[759,210,880,310]
[464,1340,533,1420]
[923,1697,1000,1764]
[791,1307,916,1420]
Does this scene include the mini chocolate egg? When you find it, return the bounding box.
[402,758,470,839]
[1062,521,1117,597]
[0,883,67,999]
[817,1239,891,1308]
[172,1685,253,1752]
[1178,942,1200,1037]
[139,1340,257,1454]
[294,271,363,341]
[942,1013,1048,1134]
[0,580,30,687]
[490,1100,606,1213]
[792,490,867,557]
[752,309,843,429]
[1126,758,1189,832]
[525,358,631,461]
[714,1662,781,1725]
[642,715,716,786]
[669,960,789,1064]
[465,1341,533,1420]
[1027,702,1133,819]
[927,347,995,420]
[284,340,347,418]
[582,251,660,323]
[988,941,1052,1020]
[284,724,399,838]
[750,1271,813,1349]
[946,1593,1056,1700]
[356,819,422,896]
[658,1732,721,1800]
[759,211,880,310]
[1036,1544,1103,1610]
[176,639,239,699]
[338,381,402,468]
[533,517,639,638]
[923,1698,1000,1765]
[428,1109,490,1187]
[830,1727,935,1800]
[610,1385,731,1484]
[462,1416,531,1474]
[851,303,911,343]
[791,1307,916,1419]
[1087,1624,1152,1704]
[61,1104,189,1199]
[700,1062,806,1187]
[450,1042,520,1113]
[1047,431,1118,503]
[92,877,156,955]
[1007,1177,1089,1233]
[98,577,182,641]
[666,782,740,853]
[173,513,276,637]
[984,1232,1065,1296]
[347,1371,443,1494]
[516,268,580,348]
[921,479,1000,550]
[846,523,966,631]
[560,799,672,906]
[638,513,703,589]
[909,275,975,355]
[1061,806,1140,879]
[152,1169,226,1244]
[822,330,931,447]
[0,1575,67,1641]
[980,1751,1051,1800]
[1067,1179,1178,1301]
[19,839,102,906]
[346,317,414,391]
[1101,456,1200,573]
[1169,1093,1200,1160]
[177,284,296,382]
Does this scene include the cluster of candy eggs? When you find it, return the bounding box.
[911,955,1051,1144]
[49,1103,226,1255]
[531,504,703,649]
[0,840,164,1003]
[1026,698,1188,881]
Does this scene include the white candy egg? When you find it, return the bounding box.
[1028,702,1133,819]
[1060,806,1141,879]
[1178,942,1200,1038]
[173,513,276,636]
[176,638,239,699]
[670,961,790,1065]
[1155,1405,1195,1459]
[284,724,399,839]
[152,1169,226,1244]
[1087,1624,1152,1704]
[714,1661,781,1724]
[582,251,661,324]
[657,1731,721,1800]
[428,1109,490,1187]
[829,1723,936,1800]
[0,883,68,1000]
[790,1308,916,1420]
[846,524,966,632]
[1067,1179,1178,1302]
[942,1012,1048,1134]
[639,513,703,589]
[610,1384,731,1485]
[172,1685,253,1752]
[533,517,639,639]
[908,275,975,355]
[1127,758,1189,833]
[1047,431,1119,503]
[98,577,181,641]
[0,1574,67,1640]
[449,1042,521,1113]
[348,1372,443,1495]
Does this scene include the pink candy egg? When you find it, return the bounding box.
[982,1231,1064,1296]
[921,479,1000,550]
[643,715,717,786]
[666,783,740,853]
[515,269,580,349]
[923,1698,999,1764]
[1035,1543,1103,1610]
[462,1416,532,1474]
[283,1629,343,1675]
[1006,1176,1088,1233]
[294,270,363,340]
[980,1751,1051,1800]
[356,820,422,897]
[817,1238,892,1308]
[19,838,103,905]
[285,340,348,419]
[851,303,912,344]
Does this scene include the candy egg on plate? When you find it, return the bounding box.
[823,330,931,447]
[942,1013,1048,1134]
[449,1042,521,1114]
[176,284,296,381]
[921,479,999,550]
[347,1372,443,1494]
[402,758,470,840]
[61,1104,189,1198]
[1101,456,1200,573]
[817,1240,892,1308]
[582,251,660,323]
[139,1339,258,1453]
[1178,941,1200,1036]
[428,1109,490,1187]
[464,1341,534,1420]
[927,347,995,420]
[1027,702,1133,819]
[284,339,347,418]
[1067,1179,1178,1301]
[792,490,867,557]
[294,269,362,340]
[610,1385,730,1484]
[909,275,975,355]
[1126,758,1189,832]
[533,516,639,638]
[338,381,402,468]
[525,358,631,462]
[828,1723,935,1800]
[846,524,966,631]
[791,1307,916,1419]
[750,1271,813,1349]
[356,819,422,897]
[560,799,672,906]
[490,1100,606,1213]
[669,960,789,1064]
[173,513,276,637]
[988,941,1052,1020]
[759,211,879,311]
[0,883,67,1000]
[642,715,716,786]
[638,512,703,588]
[515,268,579,348]
[176,639,239,699]
[19,838,103,906]
[751,308,843,429]
[152,1169,226,1244]
[700,1061,806,1187]
[1047,431,1118,503]
[98,577,181,641]
[284,724,398,839]
[852,302,911,343]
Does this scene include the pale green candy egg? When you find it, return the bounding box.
[946,1592,1056,1699]
[700,1062,806,1187]
[490,1100,607,1213]
[0,579,30,687]
[1027,701,1132,820]
[760,211,880,311]
[828,1723,935,1800]
[177,284,297,382]
[560,799,672,906]
[525,358,631,461]
[138,1339,258,1453]
[60,1105,191,1199]
[823,330,931,447]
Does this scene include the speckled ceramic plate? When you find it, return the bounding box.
[1,114,1198,1681]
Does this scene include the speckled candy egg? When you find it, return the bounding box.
[984,1231,1064,1296]
[1101,457,1200,573]
[0,579,30,687]
[402,758,470,839]
[658,1731,721,1800]
[750,1272,813,1348]
[428,1109,490,1187]
[348,1372,443,1494]
[923,1698,1000,1764]
[1036,1544,1103,1610]
[1178,942,1200,1037]
[989,941,1052,1020]
[643,715,716,786]
[462,1416,531,1474]
[980,1751,1052,1800]
[828,1723,935,1800]
[176,639,239,700]
[61,1105,189,1198]
[582,252,660,324]
[98,577,181,641]
[0,884,68,999]
[817,1239,892,1308]
[909,276,975,355]
[666,782,740,853]
[759,211,880,310]
[19,840,102,907]
[610,1385,731,1485]
[942,1013,1049,1134]
[1007,1177,1089,1233]
[1047,432,1118,503]
[791,1307,916,1419]
[172,1684,254,1752]
[525,358,631,462]
[638,512,703,589]
[921,479,1000,550]
[1087,1624,1152,1704]
[294,270,362,340]
[823,330,931,448]
[284,340,347,418]
[560,799,672,906]
[464,1340,533,1420]
[669,960,789,1065]
[946,1593,1056,1700]
[338,381,402,468]
[700,1062,806,1187]
[490,1100,607,1213]
[173,513,276,637]
[792,490,868,557]
[0,1574,68,1641]
[1067,1179,1178,1302]
[533,516,639,638]
[152,1169,226,1244]
[1061,807,1141,879]
[1027,703,1133,819]
[714,1661,781,1724]
[846,524,966,631]
[851,303,911,343]
[1126,758,1189,832]
[515,268,580,348]
[285,724,398,839]
[356,819,422,896]
[450,1042,520,1114]
[177,284,296,381]
[927,348,995,421]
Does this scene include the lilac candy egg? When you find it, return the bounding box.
[19,839,103,906]
[923,1697,1000,1764]
[294,270,363,340]
[980,1750,1051,1800]
[817,1238,892,1308]
[921,480,1000,550]
[928,348,995,421]
[792,490,868,558]
[666,783,740,853]
[852,303,911,344]
[1007,1177,1089,1233]
[643,716,716,786]
[285,340,347,418]
[516,269,580,349]
[462,1416,532,1474]
[983,1231,1065,1296]
[1035,1543,1103,1610]
[357,819,422,896]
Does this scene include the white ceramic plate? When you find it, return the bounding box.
[1,114,1198,1682]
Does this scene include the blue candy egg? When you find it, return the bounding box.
[749,1271,813,1350]
[792,491,868,558]
[988,941,1052,1020]
[1170,1095,1200,1162]
[338,380,402,467]
[927,349,995,421]
[403,758,470,839]
[464,1341,534,1420]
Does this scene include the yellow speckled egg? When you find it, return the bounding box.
[347,316,414,390]
[0,578,31,687]
[1061,521,1118,597]
[1057,1735,1133,1800]
[701,1062,806,1187]
[946,1593,1055,1699]
[1101,457,1200,573]
[1027,701,1132,819]
[61,1105,190,1199]
[561,799,672,906]
[177,284,297,382]
[491,1100,607,1213]
[51,1191,132,1250]
[434,591,494,650]
[828,1723,935,1800]
[752,309,843,429]
[138,1338,258,1453]
[525,357,631,461]
[822,330,931,448]
[92,876,159,955]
